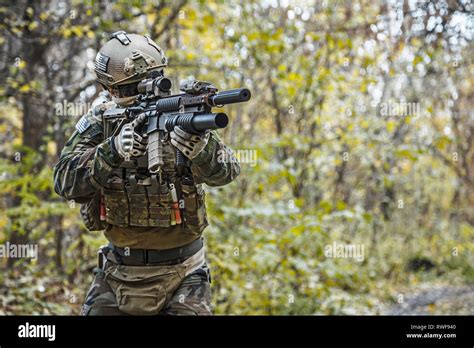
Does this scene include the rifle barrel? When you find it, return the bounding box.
[210,88,251,106]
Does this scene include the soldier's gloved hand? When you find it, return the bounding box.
[170,126,210,160]
[113,114,148,159]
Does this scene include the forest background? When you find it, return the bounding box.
[0,0,473,314]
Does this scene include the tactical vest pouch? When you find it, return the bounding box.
[127,175,150,226]
[147,177,172,227]
[181,183,208,234]
[104,188,130,226]
[80,191,108,231]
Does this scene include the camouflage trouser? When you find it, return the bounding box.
[80,252,212,316]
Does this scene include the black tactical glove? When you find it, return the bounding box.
[113,114,148,159]
[170,126,210,160]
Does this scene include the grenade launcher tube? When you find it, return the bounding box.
[163,113,229,134]
[148,112,228,172]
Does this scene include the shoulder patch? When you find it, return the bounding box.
[75,114,91,134]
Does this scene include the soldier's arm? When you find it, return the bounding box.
[53,111,122,203]
[190,131,240,187]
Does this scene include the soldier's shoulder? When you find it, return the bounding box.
[91,100,117,121]
[75,97,116,135]
[91,91,115,115]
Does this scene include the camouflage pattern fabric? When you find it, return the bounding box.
[53,102,240,204]
[161,264,212,315]
[53,99,240,250]
[55,95,237,316]
[81,263,212,316]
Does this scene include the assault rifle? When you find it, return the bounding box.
[104,73,251,173]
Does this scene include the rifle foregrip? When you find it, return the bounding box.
[148,130,163,173]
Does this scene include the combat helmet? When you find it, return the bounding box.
[94,31,167,98]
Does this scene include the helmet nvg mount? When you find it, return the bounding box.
[94,31,168,90]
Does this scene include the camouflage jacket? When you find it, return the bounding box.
[53,99,240,250]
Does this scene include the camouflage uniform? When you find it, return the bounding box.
[53,96,240,315]
[81,246,212,316]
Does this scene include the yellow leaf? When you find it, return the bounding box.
[39,12,49,21]
[203,14,214,25]
[18,59,26,69]
[63,28,72,38]
[291,225,305,236]
[28,21,39,31]
[386,120,396,133]
[287,85,296,97]
[413,55,423,65]
[19,84,30,93]
[435,136,450,150]
[71,26,84,38]
[288,72,301,82]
